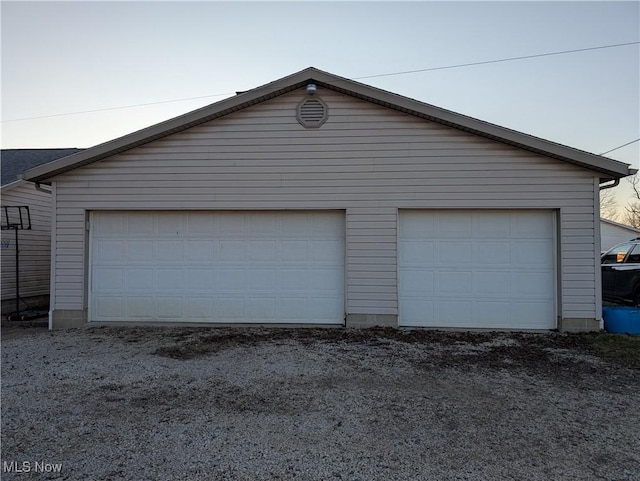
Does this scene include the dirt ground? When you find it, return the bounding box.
[2,326,639,480]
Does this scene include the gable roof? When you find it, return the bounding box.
[24,67,634,183]
[2,148,83,186]
[601,218,640,233]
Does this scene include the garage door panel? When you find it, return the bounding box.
[473,271,509,295]
[475,301,510,324]
[310,296,344,321]
[473,213,511,237]
[473,242,511,265]
[90,211,344,324]
[310,268,342,291]
[437,301,473,323]
[511,271,554,297]
[218,268,244,290]
[187,269,214,290]
[248,269,277,290]
[399,210,555,329]
[127,240,153,260]
[94,268,123,290]
[188,298,212,319]
[157,269,183,290]
[312,213,341,234]
[156,241,183,261]
[400,240,434,264]
[437,271,472,295]
[282,241,307,261]
[219,241,244,261]
[250,214,276,234]
[312,240,342,262]
[400,270,434,295]
[280,298,307,320]
[187,240,214,261]
[157,213,183,233]
[280,269,307,290]
[126,297,152,318]
[438,242,472,265]
[218,297,244,320]
[513,302,555,328]
[249,241,276,261]
[400,212,435,237]
[512,213,553,238]
[95,213,126,235]
[128,268,153,290]
[95,296,122,318]
[157,298,183,319]
[401,300,435,325]
[513,242,553,267]
[186,212,213,233]
[95,240,124,261]
[248,297,276,320]
[129,215,154,234]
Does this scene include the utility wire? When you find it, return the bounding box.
[3,41,638,123]
[600,138,640,155]
[2,92,236,123]
[352,41,640,80]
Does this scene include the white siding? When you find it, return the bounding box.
[1,182,51,301]
[50,87,600,321]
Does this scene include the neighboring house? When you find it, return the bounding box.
[24,67,635,331]
[601,218,640,253]
[1,149,82,316]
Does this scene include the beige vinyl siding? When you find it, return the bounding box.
[51,87,599,321]
[1,182,51,301]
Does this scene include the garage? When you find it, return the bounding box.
[24,68,633,330]
[399,210,556,330]
[89,211,345,324]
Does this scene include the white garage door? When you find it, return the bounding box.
[90,211,345,324]
[399,210,556,329]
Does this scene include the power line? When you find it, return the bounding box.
[2,92,236,123]
[600,138,640,155]
[2,41,638,123]
[352,41,640,80]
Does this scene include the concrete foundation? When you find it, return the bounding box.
[51,309,87,329]
[345,314,397,328]
[558,317,600,332]
[48,309,596,332]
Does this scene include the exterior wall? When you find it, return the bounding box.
[48,87,601,329]
[1,181,51,314]
[600,219,640,252]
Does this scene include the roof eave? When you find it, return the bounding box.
[1,179,27,192]
[24,68,318,183]
[24,67,634,182]
[310,72,634,179]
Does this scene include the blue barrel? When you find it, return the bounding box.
[602,306,640,335]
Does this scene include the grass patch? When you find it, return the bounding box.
[585,333,640,369]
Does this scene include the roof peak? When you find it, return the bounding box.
[22,68,634,183]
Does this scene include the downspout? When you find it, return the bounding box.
[597,177,620,329]
[34,181,53,328]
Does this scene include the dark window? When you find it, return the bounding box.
[626,244,640,264]
[602,243,633,264]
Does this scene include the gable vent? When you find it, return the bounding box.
[297,98,328,128]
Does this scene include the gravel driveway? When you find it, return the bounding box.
[2,326,639,481]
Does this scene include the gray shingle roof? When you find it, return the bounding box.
[1,149,83,186]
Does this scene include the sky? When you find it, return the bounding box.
[1,1,639,214]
